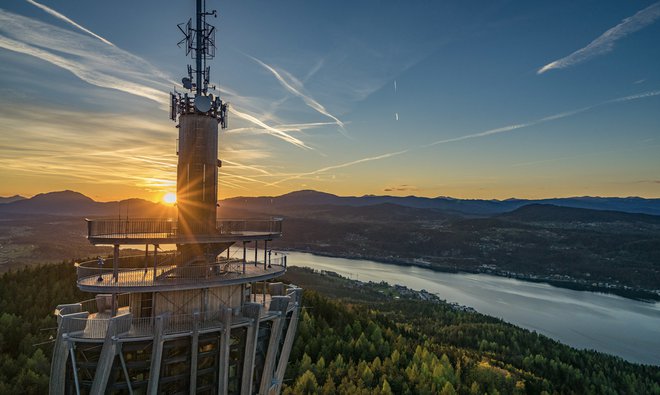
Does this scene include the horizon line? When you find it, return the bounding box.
[3,188,659,204]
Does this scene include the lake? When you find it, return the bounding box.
[280,250,660,366]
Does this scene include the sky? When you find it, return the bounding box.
[0,0,659,202]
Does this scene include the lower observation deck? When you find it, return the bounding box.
[86,218,282,245]
[77,255,287,292]
[57,286,299,340]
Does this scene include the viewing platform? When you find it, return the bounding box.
[56,285,300,340]
[85,218,283,245]
[76,255,287,292]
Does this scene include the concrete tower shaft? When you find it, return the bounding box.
[176,113,219,236]
[49,3,300,393]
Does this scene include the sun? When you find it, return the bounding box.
[162,192,177,204]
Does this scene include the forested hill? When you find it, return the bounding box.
[499,204,660,224]
[1,263,658,394]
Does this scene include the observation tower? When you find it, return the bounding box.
[49,2,301,394]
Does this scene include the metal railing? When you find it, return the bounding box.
[62,284,299,339]
[76,255,287,288]
[78,293,131,315]
[76,253,178,282]
[86,218,283,239]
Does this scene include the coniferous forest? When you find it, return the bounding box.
[0,263,659,394]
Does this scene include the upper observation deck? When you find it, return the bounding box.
[86,218,282,245]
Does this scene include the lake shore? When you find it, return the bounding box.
[278,247,660,302]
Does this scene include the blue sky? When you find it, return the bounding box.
[0,0,659,201]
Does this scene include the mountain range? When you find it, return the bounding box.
[0,190,173,217]
[1,189,658,295]
[1,189,660,217]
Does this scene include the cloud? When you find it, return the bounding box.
[538,2,660,74]
[0,10,170,105]
[304,57,325,82]
[266,90,660,185]
[0,8,330,196]
[225,121,336,136]
[424,90,660,148]
[607,89,660,103]
[26,0,115,46]
[247,54,348,137]
[266,149,410,187]
[0,104,178,190]
[0,9,317,153]
[384,184,417,192]
[229,106,313,150]
[221,159,273,176]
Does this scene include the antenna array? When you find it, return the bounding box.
[170,0,228,128]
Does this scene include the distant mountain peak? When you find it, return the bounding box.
[29,190,94,202]
[0,190,173,217]
[281,190,339,198]
[0,195,26,204]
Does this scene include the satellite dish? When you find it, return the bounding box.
[182,77,192,90]
[194,95,212,112]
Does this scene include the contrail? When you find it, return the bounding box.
[0,35,165,104]
[225,121,336,135]
[266,149,410,187]
[0,10,168,104]
[223,173,277,187]
[424,90,659,149]
[221,159,273,176]
[247,54,348,137]
[538,2,660,74]
[0,10,316,191]
[229,106,313,150]
[268,90,660,185]
[26,0,115,46]
[426,108,589,147]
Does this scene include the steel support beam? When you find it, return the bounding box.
[259,296,290,395]
[271,289,302,395]
[189,312,200,394]
[240,303,262,395]
[147,316,165,395]
[217,307,232,395]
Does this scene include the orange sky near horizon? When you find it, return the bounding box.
[1,1,659,203]
[3,171,660,203]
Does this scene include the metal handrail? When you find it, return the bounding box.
[86,218,283,239]
[77,293,131,314]
[76,256,287,288]
[63,285,299,339]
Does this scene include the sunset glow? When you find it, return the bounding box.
[0,1,659,201]
[162,192,177,204]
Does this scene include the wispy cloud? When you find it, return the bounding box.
[426,90,660,147]
[304,58,325,82]
[538,2,660,74]
[225,121,336,136]
[0,10,169,104]
[247,54,348,137]
[511,143,660,168]
[221,159,273,176]
[266,149,410,187]
[0,8,318,157]
[0,104,178,191]
[0,8,332,198]
[426,108,589,147]
[384,184,418,193]
[266,90,660,185]
[229,106,313,150]
[26,0,115,46]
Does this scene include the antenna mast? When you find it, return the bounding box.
[170,0,228,128]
